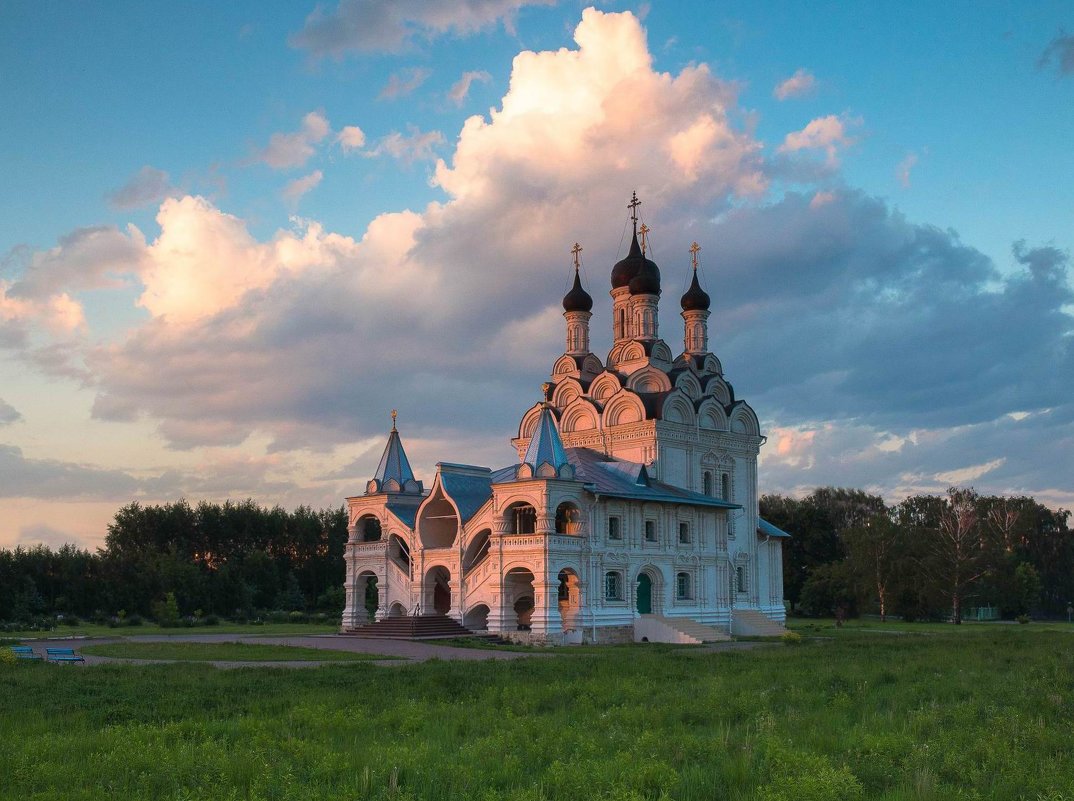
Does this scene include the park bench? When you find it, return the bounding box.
[45,647,85,664]
[10,645,42,660]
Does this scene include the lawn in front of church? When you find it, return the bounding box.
[3,625,1072,800]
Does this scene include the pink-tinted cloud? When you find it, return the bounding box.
[256,111,331,169]
[778,114,859,165]
[281,170,323,204]
[448,70,492,106]
[773,68,817,100]
[336,125,366,152]
[379,67,432,99]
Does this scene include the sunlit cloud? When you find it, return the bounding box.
[255,111,331,169]
[774,68,817,100]
[448,69,492,106]
[379,67,432,99]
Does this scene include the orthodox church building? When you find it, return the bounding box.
[342,197,788,643]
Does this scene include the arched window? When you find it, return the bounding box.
[703,471,713,496]
[358,515,382,542]
[736,565,747,594]
[604,571,624,601]
[721,473,731,501]
[506,503,537,534]
[676,572,692,600]
[555,502,582,534]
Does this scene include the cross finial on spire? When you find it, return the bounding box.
[639,223,650,256]
[391,409,397,431]
[628,191,641,232]
[571,242,582,271]
[690,241,701,271]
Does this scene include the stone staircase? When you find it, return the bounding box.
[730,608,787,637]
[345,614,476,640]
[634,614,731,644]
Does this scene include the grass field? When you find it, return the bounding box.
[79,641,388,662]
[3,625,1073,800]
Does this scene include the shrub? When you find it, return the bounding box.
[153,592,181,628]
[781,630,803,646]
[202,614,220,626]
[0,648,17,667]
[1016,614,1031,624]
[125,614,143,627]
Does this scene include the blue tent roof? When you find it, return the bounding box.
[523,405,569,471]
[373,427,416,487]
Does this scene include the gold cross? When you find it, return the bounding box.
[639,223,650,256]
[391,409,398,431]
[690,241,701,271]
[541,382,551,398]
[571,242,582,270]
[627,191,641,225]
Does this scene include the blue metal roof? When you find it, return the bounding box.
[523,405,569,470]
[385,501,419,529]
[566,447,741,510]
[758,518,792,538]
[438,466,493,524]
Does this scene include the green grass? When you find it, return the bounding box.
[3,627,1073,800]
[7,621,339,639]
[80,641,388,662]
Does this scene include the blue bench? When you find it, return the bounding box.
[10,645,42,660]
[45,647,85,664]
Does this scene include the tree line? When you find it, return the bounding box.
[0,499,348,627]
[763,487,1074,622]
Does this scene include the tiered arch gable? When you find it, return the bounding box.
[415,477,462,549]
[704,376,732,405]
[660,389,696,425]
[728,401,760,436]
[602,389,646,427]
[651,341,673,363]
[560,397,600,433]
[696,397,728,430]
[517,403,545,440]
[582,354,604,375]
[553,355,579,377]
[626,366,672,394]
[552,377,583,408]
[703,354,722,375]
[588,371,623,403]
[674,371,703,399]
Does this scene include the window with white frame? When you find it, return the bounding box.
[605,571,624,601]
[676,571,692,600]
[644,520,657,542]
[678,522,690,544]
[608,516,622,540]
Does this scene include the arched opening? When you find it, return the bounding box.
[557,568,582,629]
[703,471,713,496]
[424,566,451,615]
[504,502,537,535]
[355,571,378,623]
[504,568,535,630]
[462,529,492,574]
[418,488,459,548]
[357,515,382,542]
[555,502,582,534]
[463,604,489,631]
[388,534,411,573]
[636,568,662,615]
[387,602,406,618]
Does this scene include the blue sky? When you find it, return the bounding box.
[1,1,1072,548]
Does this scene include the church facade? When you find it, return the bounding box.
[342,199,788,643]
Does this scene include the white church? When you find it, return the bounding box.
[342,196,788,644]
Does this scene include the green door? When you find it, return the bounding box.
[637,573,652,614]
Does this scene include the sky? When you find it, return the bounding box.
[1,1,1072,550]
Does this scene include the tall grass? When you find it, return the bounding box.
[3,628,1073,800]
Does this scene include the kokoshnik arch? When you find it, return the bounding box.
[342,194,789,644]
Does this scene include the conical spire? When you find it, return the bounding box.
[524,400,569,473]
[369,411,418,493]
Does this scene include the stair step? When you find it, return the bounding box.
[344,614,476,640]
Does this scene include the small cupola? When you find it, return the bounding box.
[562,262,593,312]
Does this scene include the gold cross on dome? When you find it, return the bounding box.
[571,242,582,270]
[690,241,701,271]
[639,223,650,256]
[391,409,398,430]
[628,191,641,225]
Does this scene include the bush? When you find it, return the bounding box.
[153,593,181,628]
[125,614,143,627]
[0,648,17,667]
[1016,614,1031,624]
[781,630,803,646]
[203,614,220,626]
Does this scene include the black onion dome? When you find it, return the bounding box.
[628,250,662,295]
[562,268,593,312]
[610,232,644,289]
[680,270,710,311]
